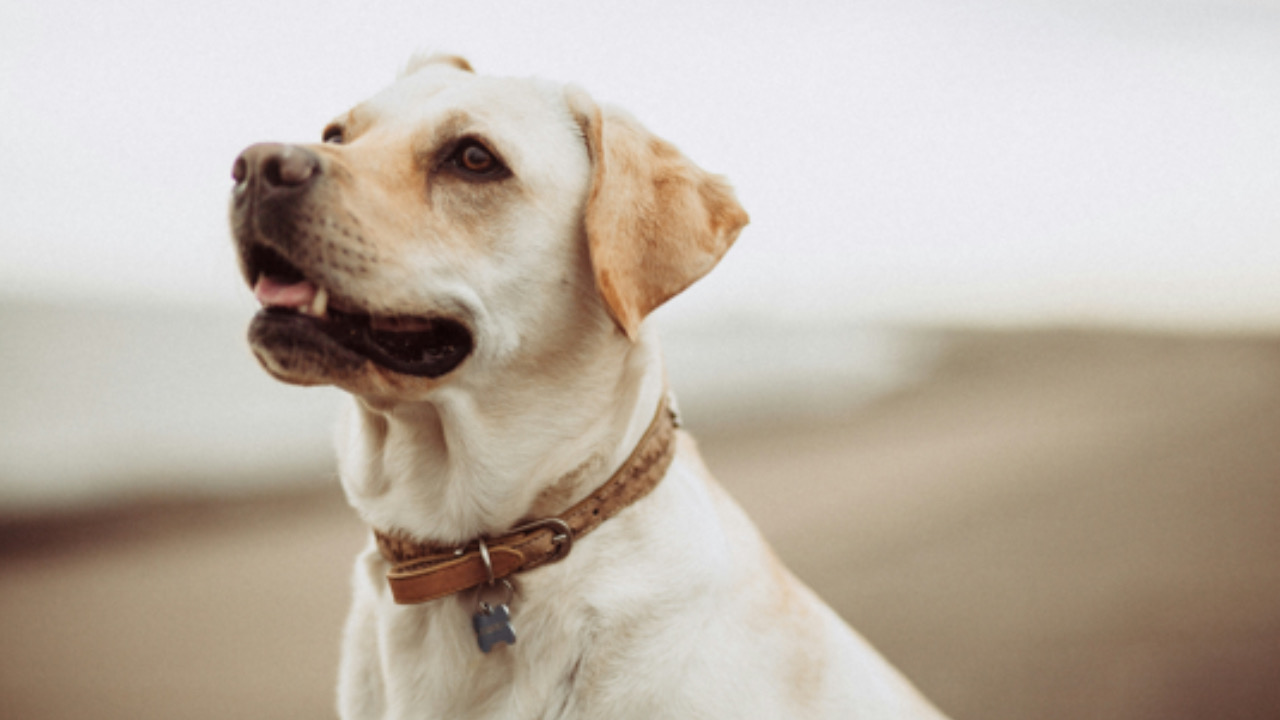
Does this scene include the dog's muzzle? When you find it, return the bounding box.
[230,143,474,379]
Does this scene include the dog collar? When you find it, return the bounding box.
[373,393,679,605]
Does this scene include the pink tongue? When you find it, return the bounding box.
[254,275,318,308]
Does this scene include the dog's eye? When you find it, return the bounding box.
[447,140,507,178]
[460,145,494,172]
[322,125,345,144]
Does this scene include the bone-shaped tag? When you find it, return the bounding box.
[473,603,517,653]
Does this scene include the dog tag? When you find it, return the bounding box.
[472,603,517,653]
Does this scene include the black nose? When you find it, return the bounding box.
[232,143,321,192]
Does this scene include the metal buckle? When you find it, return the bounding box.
[510,517,574,563]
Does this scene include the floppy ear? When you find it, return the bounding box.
[569,90,749,339]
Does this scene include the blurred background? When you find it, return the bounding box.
[3,0,1279,718]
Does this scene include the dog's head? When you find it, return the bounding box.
[230,54,747,399]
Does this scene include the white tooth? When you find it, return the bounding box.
[309,287,329,317]
[314,289,328,317]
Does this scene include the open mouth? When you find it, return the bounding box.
[246,244,473,378]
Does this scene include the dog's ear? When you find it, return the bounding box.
[568,89,748,339]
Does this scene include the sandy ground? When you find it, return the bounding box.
[3,328,1280,720]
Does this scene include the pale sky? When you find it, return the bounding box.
[3,0,1279,327]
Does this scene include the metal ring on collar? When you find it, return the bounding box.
[476,577,515,611]
[477,536,495,586]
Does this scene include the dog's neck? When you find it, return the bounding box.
[336,327,667,546]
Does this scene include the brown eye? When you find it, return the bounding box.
[447,140,507,179]
[322,125,344,144]
[461,144,493,172]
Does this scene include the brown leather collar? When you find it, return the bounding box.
[373,395,679,605]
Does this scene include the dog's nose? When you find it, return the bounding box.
[232,143,321,192]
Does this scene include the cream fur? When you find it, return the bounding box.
[236,55,949,719]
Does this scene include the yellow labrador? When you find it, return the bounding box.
[229,54,949,719]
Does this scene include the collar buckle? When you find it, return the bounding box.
[510,517,574,564]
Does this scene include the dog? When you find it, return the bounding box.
[230,53,949,719]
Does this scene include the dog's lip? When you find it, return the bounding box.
[244,246,473,378]
[243,243,369,318]
[251,274,450,331]
[251,304,474,379]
